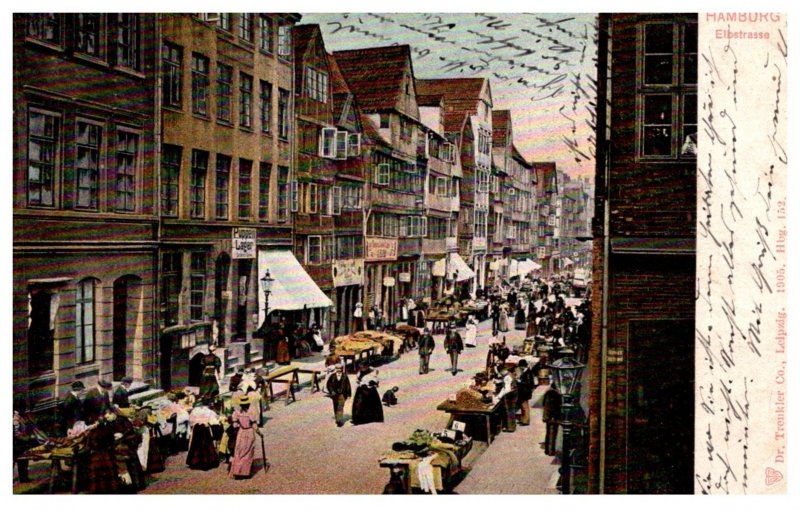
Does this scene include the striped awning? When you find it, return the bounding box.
[257,250,333,324]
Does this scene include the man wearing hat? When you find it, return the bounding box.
[325,363,352,427]
[59,380,85,435]
[515,360,535,426]
[83,379,113,425]
[418,328,435,375]
[443,323,464,376]
[113,376,134,409]
[493,363,517,432]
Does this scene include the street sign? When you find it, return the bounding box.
[232,227,257,259]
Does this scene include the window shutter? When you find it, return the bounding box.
[348,133,361,157]
[422,216,428,237]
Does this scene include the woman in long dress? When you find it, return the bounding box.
[229,398,258,478]
[499,304,510,332]
[464,315,478,348]
[351,369,384,425]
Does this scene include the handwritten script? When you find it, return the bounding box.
[696,14,787,494]
[308,13,598,175]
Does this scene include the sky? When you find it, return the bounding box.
[302,13,598,179]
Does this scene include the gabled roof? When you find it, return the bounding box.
[492,110,512,147]
[327,52,352,125]
[416,93,445,108]
[293,24,319,58]
[416,78,491,116]
[511,144,532,168]
[333,45,414,112]
[443,110,470,135]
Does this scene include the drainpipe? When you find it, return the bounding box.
[153,14,164,387]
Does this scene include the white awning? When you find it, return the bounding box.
[257,250,333,324]
[432,253,476,282]
[563,257,575,267]
[510,258,541,278]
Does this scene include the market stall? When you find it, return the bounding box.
[378,428,473,494]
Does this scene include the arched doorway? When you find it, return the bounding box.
[189,352,205,387]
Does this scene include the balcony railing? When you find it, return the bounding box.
[369,187,422,211]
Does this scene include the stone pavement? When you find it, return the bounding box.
[454,384,561,494]
[14,316,561,495]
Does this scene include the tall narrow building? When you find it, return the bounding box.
[588,13,697,494]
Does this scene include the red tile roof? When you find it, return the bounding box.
[492,110,511,147]
[416,78,488,116]
[333,45,413,112]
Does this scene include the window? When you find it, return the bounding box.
[341,184,362,210]
[477,169,490,193]
[290,180,299,213]
[348,133,361,156]
[114,14,139,70]
[320,127,336,158]
[216,63,233,123]
[259,80,272,133]
[278,88,290,139]
[399,117,412,142]
[190,252,207,321]
[277,166,289,221]
[161,253,182,326]
[76,279,96,364]
[190,149,208,219]
[161,145,181,217]
[259,161,271,220]
[217,13,231,32]
[335,131,348,159]
[307,236,321,264]
[115,130,138,212]
[640,21,698,158]
[215,154,231,220]
[191,53,210,116]
[75,121,101,210]
[331,186,342,215]
[336,235,363,259]
[305,67,328,103]
[400,216,427,237]
[278,24,292,58]
[162,41,183,108]
[27,14,61,45]
[27,110,58,207]
[238,159,252,219]
[259,16,273,53]
[379,114,390,129]
[375,163,390,186]
[75,14,101,57]
[435,176,449,197]
[239,13,253,42]
[239,73,253,129]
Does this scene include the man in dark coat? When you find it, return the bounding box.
[60,381,85,434]
[113,376,133,409]
[84,380,112,425]
[490,301,501,336]
[516,360,535,426]
[443,323,464,376]
[417,328,435,375]
[542,385,562,455]
[325,364,352,427]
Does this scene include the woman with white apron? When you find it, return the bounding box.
[464,315,478,347]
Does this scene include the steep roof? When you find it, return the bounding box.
[416,78,489,116]
[333,45,413,112]
[511,144,531,167]
[492,110,512,147]
[293,24,319,58]
[416,93,445,108]
[360,113,388,148]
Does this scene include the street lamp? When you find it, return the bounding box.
[260,269,275,327]
[547,356,585,494]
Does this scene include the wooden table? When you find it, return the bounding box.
[336,346,375,373]
[379,440,473,494]
[264,365,299,404]
[18,449,83,493]
[436,398,503,444]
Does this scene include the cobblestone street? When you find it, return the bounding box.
[15,318,559,494]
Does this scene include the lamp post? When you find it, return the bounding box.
[547,356,585,494]
[260,269,274,329]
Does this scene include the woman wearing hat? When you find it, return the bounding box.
[229,395,259,478]
[353,302,364,331]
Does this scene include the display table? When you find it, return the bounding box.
[436,397,503,445]
[379,438,472,493]
[264,364,299,404]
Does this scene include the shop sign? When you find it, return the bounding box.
[398,272,411,283]
[365,237,398,261]
[332,259,364,287]
[383,277,396,287]
[232,228,257,259]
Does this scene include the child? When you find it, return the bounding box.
[382,386,400,407]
